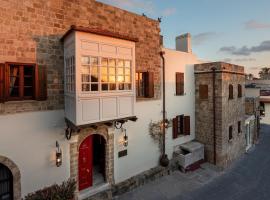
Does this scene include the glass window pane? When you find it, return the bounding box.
[101,74,108,82]
[118,75,124,83]
[118,60,124,67]
[81,56,90,65]
[109,67,115,75]
[24,77,33,86]
[10,76,19,87]
[125,60,131,67]
[101,67,107,75]
[9,87,19,97]
[82,84,90,91]
[82,75,90,82]
[125,68,130,75]
[24,87,33,96]
[101,58,108,66]
[109,83,116,90]
[90,57,98,66]
[125,83,132,90]
[102,84,108,91]
[91,66,98,75]
[109,76,115,82]
[119,83,124,90]
[109,59,116,67]
[81,66,90,74]
[125,76,131,83]
[91,84,98,91]
[91,74,98,82]
[24,66,33,76]
[118,68,124,75]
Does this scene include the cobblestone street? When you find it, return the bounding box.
[115,124,270,200]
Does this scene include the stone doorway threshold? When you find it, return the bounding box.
[78,183,110,200]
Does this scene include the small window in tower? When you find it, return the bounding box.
[229,125,233,141]
[229,84,233,100]
[238,121,241,134]
[199,84,208,100]
[238,84,242,98]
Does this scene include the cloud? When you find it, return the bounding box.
[192,32,218,46]
[98,0,155,14]
[234,58,256,62]
[161,8,176,16]
[219,40,270,56]
[221,58,256,63]
[245,20,270,29]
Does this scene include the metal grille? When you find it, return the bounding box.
[0,164,13,200]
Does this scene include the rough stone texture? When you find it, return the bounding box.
[70,125,114,198]
[0,0,161,114]
[245,97,260,143]
[195,62,246,169]
[0,155,21,200]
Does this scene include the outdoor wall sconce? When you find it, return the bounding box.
[122,128,128,147]
[56,141,62,167]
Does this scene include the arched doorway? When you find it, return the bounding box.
[78,134,106,191]
[0,163,13,200]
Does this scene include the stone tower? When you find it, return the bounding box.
[194,62,246,168]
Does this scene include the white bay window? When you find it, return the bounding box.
[81,56,132,93]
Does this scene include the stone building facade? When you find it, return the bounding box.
[194,62,246,168]
[0,0,161,115]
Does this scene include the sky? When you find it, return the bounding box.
[97,0,270,77]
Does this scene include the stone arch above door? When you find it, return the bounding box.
[70,126,114,192]
[0,155,21,200]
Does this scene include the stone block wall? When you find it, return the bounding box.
[0,0,161,115]
[195,62,246,168]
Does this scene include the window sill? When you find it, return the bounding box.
[175,93,186,96]
[228,139,233,143]
[136,97,159,102]
[4,100,38,104]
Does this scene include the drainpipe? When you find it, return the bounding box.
[159,51,169,167]
[211,67,217,165]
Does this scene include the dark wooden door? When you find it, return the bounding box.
[79,135,93,191]
[0,164,13,200]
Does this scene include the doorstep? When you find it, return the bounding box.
[78,183,110,200]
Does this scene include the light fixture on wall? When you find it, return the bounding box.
[122,128,128,147]
[56,141,62,167]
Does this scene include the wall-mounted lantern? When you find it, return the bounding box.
[122,128,128,147]
[56,141,62,167]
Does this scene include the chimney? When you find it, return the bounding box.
[176,33,192,53]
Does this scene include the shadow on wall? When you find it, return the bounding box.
[32,35,65,108]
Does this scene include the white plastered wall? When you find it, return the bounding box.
[0,110,70,197]
[113,48,201,183]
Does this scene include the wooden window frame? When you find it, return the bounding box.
[0,62,47,103]
[199,84,208,100]
[136,71,154,98]
[175,72,184,96]
[173,115,190,139]
[229,84,234,100]
[5,62,37,101]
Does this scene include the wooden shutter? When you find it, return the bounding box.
[0,63,5,102]
[176,72,184,95]
[144,72,154,98]
[229,84,233,99]
[172,117,178,139]
[36,66,47,101]
[184,116,190,135]
[199,84,208,99]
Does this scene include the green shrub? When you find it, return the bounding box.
[24,179,76,200]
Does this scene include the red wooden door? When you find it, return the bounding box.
[79,135,93,191]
